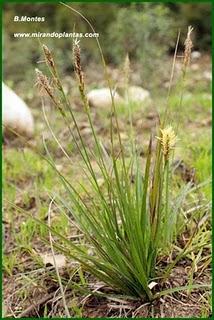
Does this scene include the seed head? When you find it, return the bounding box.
[35,68,59,106]
[42,44,55,69]
[124,54,130,84]
[157,126,178,161]
[183,26,194,70]
[73,39,84,90]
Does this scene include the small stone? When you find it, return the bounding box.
[87,88,123,109]
[191,51,201,59]
[203,71,212,81]
[40,253,66,268]
[191,63,199,71]
[126,86,151,103]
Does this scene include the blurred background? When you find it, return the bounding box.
[3,2,211,94]
[3,5,212,316]
[3,2,212,198]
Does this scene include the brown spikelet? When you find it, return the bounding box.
[72,39,89,109]
[42,45,61,89]
[73,39,85,91]
[42,44,55,69]
[183,26,194,70]
[35,68,59,106]
[124,54,130,84]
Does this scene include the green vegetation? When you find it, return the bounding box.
[3,3,211,318]
[3,2,211,91]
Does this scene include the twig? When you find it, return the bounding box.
[17,292,55,318]
[48,198,71,317]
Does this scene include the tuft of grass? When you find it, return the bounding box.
[28,24,211,302]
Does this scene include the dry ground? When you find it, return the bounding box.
[3,54,212,318]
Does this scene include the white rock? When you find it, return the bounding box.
[87,88,123,109]
[203,71,212,81]
[191,63,200,71]
[126,86,150,103]
[2,83,34,137]
[39,253,66,268]
[191,51,201,59]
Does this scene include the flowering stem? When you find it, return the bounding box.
[165,159,170,243]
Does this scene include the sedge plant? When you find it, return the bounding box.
[34,26,210,301]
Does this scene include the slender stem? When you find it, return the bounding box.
[165,160,169,224]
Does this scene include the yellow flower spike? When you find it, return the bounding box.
[156,126,178,161]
